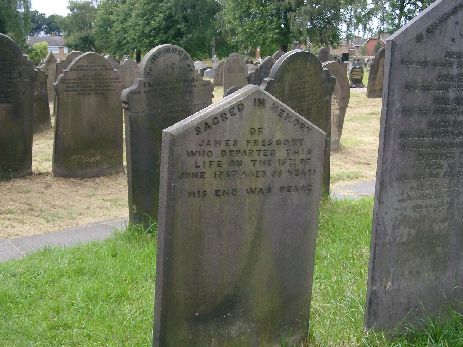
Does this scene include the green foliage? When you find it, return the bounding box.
[26,40,48,65]
[30,10,63,36]
[382,0,436,33]
[0,0,31,47]
[61,0,97,51]
[94,0,220,59]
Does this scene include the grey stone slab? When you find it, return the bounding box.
[119,59,138,89]
[367,48,385,98]
[272,50,285,61]
[366,0,463,333]
[318,47,330,63]
[121,44,213,226]
[223,53,247,92]
[247,56,275,86]
[349,66,364,87]
[154,84,325,346]
[213,60,224,86]
[53,52,123,178]
[262,50,335,195]
[33,69,51,133]
[104,54,119,70]
[331,180,375,200]
[323,61,350,151]
[39,52,57,106]
[55,51,82,80]
[0,34,35,180]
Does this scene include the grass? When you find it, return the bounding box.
[2,199,463,346]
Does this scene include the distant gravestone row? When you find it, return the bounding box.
[367,48,385,98]
[122,44,213,225]
[262,50,335,195]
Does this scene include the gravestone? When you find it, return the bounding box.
[213,60,224,86]
[194,60,207,73]
[223,85,241,97]
[223,53,247,93]
[33,69,51,133]
[55,51,82,80]
[365,0,463,332]
[39,52,57,106]
[262,50,335,194]
[247,56,275,86]
[323,61,350,151]
[154,84,325,346]
[0,34,35,180]
[367,48,385,98]
[105,54,119,70]
[119,59,138,89]
[349,66,364,87]
[272,50,285,61]
[204,68,215,79]
[53,52,123,178]
[121,44,213,226]
[318,47,330,63]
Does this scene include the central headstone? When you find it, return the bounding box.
[366,0,463,332]
[55,51,82,80]
[39,52,57,107]
[0,34,35,180]
[247,56,275,86]
[154,85,325,346]
[349,66,364,87]
[33,69,51,133]
[53,52,123,178]
[223,53,247,93]
[119,59,138,89]
[262,50,335,194]
[121,44,213,226]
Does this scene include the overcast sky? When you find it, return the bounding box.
[31,0,69,16]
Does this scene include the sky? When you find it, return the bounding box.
[31,0,69,16]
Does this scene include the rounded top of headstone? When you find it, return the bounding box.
[372,47,385,62]
[43,52,57,65]
[64,51,83,62]
[0,33,24,56]
[139,44,194,78]
[227,53,243,60]
[272,50,285,61]
[65,52,114,72]
[121,59,137,67]
[322,60,350,107]
[318,47,330,63]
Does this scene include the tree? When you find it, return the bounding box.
[61,0,97,51]
[26,40,48,64]
[381,0,436,33]
[0,0,31,47]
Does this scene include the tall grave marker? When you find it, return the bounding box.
[33,69,52,132]
[39,52,57,107]
[121,44,213,225]
[366,0,463,332]
[223,53,247,93]
[262,50,335,194]
[154,85,325,346]
[367,48,386,98]
[119,59,138,89]
[323,61,350,151]
[53,52,123,178]
[0,34,35,179]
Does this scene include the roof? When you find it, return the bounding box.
[351,37,368,46]
[28,35,66,47]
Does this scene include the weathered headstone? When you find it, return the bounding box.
[119,59,138,89]
[105,54,120,70]
[366,0,463,332]
[121,44,213,226]
[262,50,335,194]
[323,61,350,151]
[247,56,275,86]
[39,52,57,106]
[223,53,247,93]
[33,69,51,133]
[154,84,325,346]
[213,60,224,86]
[0,34,35,180]
[272,50,285,61]
[318,47,331,63]
[349,66,364,87]
[367,48,385,98]
[223,85,242,97]
[55,51,82,80]
[53,52,123,178]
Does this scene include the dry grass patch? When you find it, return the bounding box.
[331,89,382,184]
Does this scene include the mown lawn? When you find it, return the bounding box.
[1,199,462,346]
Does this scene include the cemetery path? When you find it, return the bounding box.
[0,218,127,263]
[331,179,375,200]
